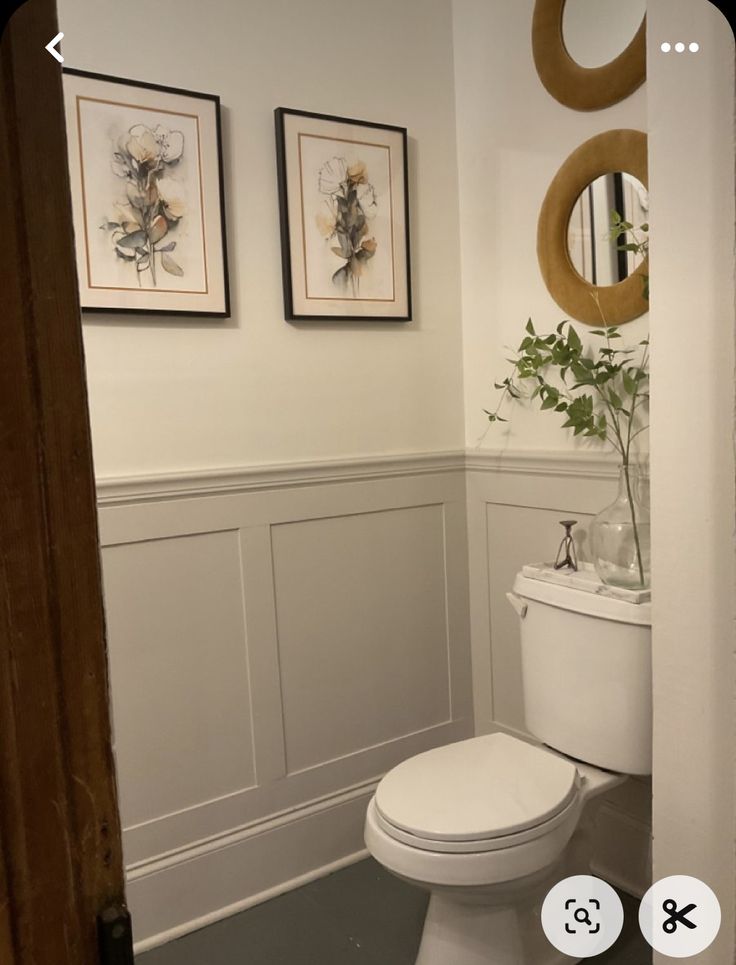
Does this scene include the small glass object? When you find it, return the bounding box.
[554,519,578,571]
[590,464,651,589]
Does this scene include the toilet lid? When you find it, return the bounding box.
[375,733,579,843]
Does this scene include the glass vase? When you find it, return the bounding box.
[590,463,650,590]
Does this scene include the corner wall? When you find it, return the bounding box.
[646,2,736,961]
[452,0,649,454]
[452,0,653,896]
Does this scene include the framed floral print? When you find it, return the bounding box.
[62,69,230,316]
[275,108,411,321]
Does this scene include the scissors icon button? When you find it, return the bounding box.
[639,876,720,956]
[662,899,697,933]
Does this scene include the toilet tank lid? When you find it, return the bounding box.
[514,563,651,626]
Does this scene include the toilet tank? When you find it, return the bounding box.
[510,564,652,775]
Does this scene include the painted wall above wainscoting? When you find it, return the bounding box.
[58,0,465,479]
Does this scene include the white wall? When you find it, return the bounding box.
[646,2,736,961]
[452,0,649,453]
[58,0,465,478]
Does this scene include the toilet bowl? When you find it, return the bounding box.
[364,563,652,964]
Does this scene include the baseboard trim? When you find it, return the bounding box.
[127,782,377,951]
[127,778,379,879]
[132,848,369,955]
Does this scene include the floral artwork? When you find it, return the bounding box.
[316,156,378,295]
[62,70,230,316]
[276,108,411,320]
[103,123,187,286]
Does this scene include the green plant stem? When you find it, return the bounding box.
[594,308,646,588]
[622,459,645,587]
[623,343,648,587]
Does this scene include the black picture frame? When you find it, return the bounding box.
[62,68,230,318]
[275,107,412,322]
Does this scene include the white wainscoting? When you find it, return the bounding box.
[98,448,652,951]
[96,451,474,951]
[465,449,652,898]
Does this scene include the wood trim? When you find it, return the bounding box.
[0,2,126,963]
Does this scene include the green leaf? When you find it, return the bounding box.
[525,318,535,335]
[567,326,582,352]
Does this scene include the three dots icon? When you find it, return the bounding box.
[661,41,700,52]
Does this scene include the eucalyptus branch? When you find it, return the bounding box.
[485,216,650,586]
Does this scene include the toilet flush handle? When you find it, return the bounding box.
[506,592,528,619]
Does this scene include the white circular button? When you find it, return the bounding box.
[541,875,624,958]
[661,42,672,52]
[675,42,686,52]
[689,42,700,52]
[639,875,721,957]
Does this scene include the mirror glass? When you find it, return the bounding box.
[562,0,646,68]
[567,172,648,286]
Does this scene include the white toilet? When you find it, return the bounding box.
[364,563,651,965]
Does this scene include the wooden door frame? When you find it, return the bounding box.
[0,1,129,962]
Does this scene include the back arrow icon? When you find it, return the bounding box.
[45,32,64,63]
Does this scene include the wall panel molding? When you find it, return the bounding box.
[96,447,626,505]
[97,447,649,945]
[97,451,473,944]
[465,448,620,479]
[96,450,467,505]
[465,455,650,901]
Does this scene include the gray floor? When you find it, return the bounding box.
[137,858,651,964]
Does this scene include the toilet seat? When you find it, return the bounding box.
[373,794,581,854]
[374,733,580,854]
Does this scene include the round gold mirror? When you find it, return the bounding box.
[532,0,646,111]
[537,129,648,325]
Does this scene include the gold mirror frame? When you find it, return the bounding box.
[532,0,646,111]
[537,129,648,326]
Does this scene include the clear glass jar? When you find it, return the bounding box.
[590,463,650,590]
